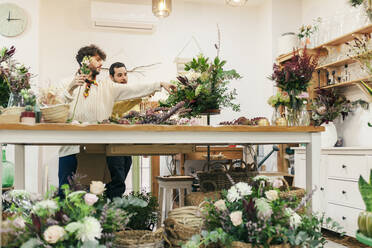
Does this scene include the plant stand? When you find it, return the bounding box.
[201,109,221,170]
[156,176,194,227]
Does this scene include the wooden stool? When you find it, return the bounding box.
[156,176,194,226]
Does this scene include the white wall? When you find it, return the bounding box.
[302,0,372,147]
[0,0,40,193]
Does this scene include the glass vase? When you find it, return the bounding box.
[7,92,24,108]
[2,147,14,188]
[271,108,281,126]
[286,107,301,126]
[299,106,311,126]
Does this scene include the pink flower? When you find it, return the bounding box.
[84,193,99,206]
[272,179,284,189]
[297,92,309,99]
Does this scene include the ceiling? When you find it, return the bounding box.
[184,0,264,6]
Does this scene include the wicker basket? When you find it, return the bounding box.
[41,104,70,123]
[197,160,258,192]
[278,178,305,201]
[0,107,24,124]
[185,191,221,207]
[114,229,164,248]
[164,206,204,247]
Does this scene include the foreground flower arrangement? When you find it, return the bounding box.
[183,176,343,248]
[1,180,158,248]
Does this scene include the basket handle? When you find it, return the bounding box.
[202,161,228,172]
[228,160,248,172]
[277,177,290,191]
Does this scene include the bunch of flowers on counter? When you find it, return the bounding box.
[2,181,132,248]
[311,89,368,126]
[0,46,32,107]
[183,176,343,248]
[160,53,241,118]
[102,101,190,125]
[219,116,270,126]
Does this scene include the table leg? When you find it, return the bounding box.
[14,145,25,189]
[179,188,184,207]
[158,186,164,227]
[306,133,321,213]
[164,188,172,219]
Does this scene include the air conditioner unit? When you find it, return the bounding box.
[91,1,158,33]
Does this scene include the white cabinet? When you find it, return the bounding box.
[293,147,372,238]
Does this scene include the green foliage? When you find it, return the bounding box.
[0,76,10,107]
[349,0,364,7]
[359,170,372,212]
[160,54,241,117]
[182,228,232,248]
[113,191,159,230]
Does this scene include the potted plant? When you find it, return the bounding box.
[19,89,36,124]
[356,169,372,246]
[182,176,343,248]
[310,89,368,147]
[160,53,241,118]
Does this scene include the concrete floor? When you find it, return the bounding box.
[325,240,348,248]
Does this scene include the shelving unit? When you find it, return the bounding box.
[317,76,372,90]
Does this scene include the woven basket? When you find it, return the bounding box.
[197,160,258,192]
[185,191,221,207]
[115,229,164,248]
[41,104,69,123]
[278,178,305,201]
[164,206,203,247]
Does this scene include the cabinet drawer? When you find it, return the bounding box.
[327,155,367,180]
[327,179,365,209]
[325,203,360,237]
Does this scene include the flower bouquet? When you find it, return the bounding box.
[160,54,241,117]
[183,176,343,248]
[270,48,318,126]
[2,181,132,248]
[0,46,32,108]
[310,89,368,126]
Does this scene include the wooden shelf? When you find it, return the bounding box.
[277,24,372,64]
[314,24,372,49]
[316,57,357,70]
[317,76,372,90]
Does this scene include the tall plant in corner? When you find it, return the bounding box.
[357,169,372,238]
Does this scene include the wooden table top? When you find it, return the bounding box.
[0,123,325,132]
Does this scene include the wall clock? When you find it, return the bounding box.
[0,3,28,37]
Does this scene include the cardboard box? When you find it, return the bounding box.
[76,152,111,185]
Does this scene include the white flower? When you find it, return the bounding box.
[229,211,243,226]
[255,198,272,220]
[227,187,241,202]
[13,217,25,229]
[265,190,279,201]
[33,200,58,215]
[0,61,9,70]
[214,200,227,211]
[65,222,83,233]
[285,208,302,229]
[253,175,270,181]
[185,71,201,82]
[84,193,99,206]
[80,217,102,242]
[90,181,106,195]
[8,189,30,199]
[235,182,253,196]
[272,179,284,189]
[43,225,66,244]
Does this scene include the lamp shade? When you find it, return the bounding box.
[226,0,248,7]
[152,0,172,18]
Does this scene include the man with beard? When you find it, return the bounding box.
[58,45,175,198]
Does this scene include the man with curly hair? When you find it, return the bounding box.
[59,45,175,198]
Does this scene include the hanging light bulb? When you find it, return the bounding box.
[226,0,248,7]
[152,0,172,18]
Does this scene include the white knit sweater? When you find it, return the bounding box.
[59,77,161,157]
